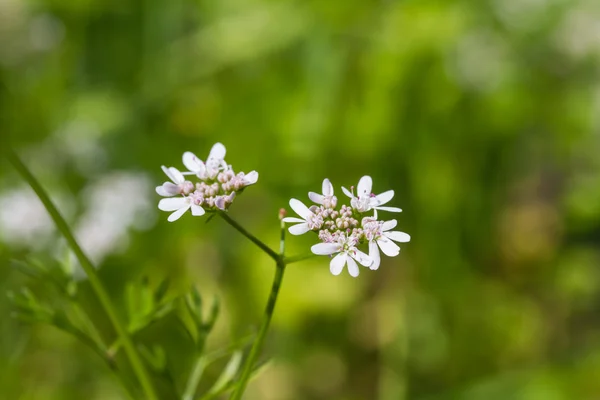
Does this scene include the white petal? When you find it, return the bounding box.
[357,176,373,196]
[191,204,205,216]
[385,231,411,243]
[346,256,359,277]
[243,171,259,185]
[369,241,381,270]
[308,192,324,204]
[375,206,402,213]
[374,190,394,206]
[322,178,334,196]
[288,223,311,235]
[341,186,354,198]
[156,183,177,197]
[351,248,373,267]
[182,152,206,175]
[282,217,305,223]
[381,220,398,231]
[161,166,184,184]
[330,253,347,276]
[377,237,400,257]
[158,197,187,211]
[289,198,312,219]
[311,242,341,255]
[208,143,226,160]
[167,204,191,222]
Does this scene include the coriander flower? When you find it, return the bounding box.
[311,234,373,277]
[282,199,323,235]
[362,218,411,270]
[182,142,228,180]
[308,178,337,208]
[156,166,194,197]
[342,175,402,213]
[158,195,205,222]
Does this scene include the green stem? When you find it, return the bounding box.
[228,218,287,400]
[283,253,319,265]
[183,356,208,400]
[4,149,159,400]
[217,211,279,262]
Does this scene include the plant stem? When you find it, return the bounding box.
[283,253,319,265]
[4,149,159,400]
[228,218,287,400]
[217,211,279,262]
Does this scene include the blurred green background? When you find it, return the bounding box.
[1,0,600,399]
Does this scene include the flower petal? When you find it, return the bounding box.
[381,219,397,231]
[288,223,311,235]
[357,176,373,196]
[374,190,394,206]
[156,183,179,197]
[158,197,187,211]
[330,253,347,276]
[322,178,334,196]
[208,143,226,160]
[167,203,191,222]
[243,171,259,185]
[346,256,359,277]
[352,248,373,267]
[341,186,354,198]
[377,237,400,257]
[282,217,306,223]
[369,241,381,270]
[289,198,312,219]
[191,204,205,216]
[311,242,340,255]
[385,231,410,243]
[308,192,324,204]
[375,206,402,212]
[182,152,204,172]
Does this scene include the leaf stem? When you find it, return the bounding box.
[4,148,159,400]
[217,211,279,262]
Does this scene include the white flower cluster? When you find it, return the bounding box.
[156,143,258,222]
[283,176,410,277]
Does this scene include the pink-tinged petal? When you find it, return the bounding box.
[369,241,381,270]
[156,183,176,197]
[288,223,311,235]
[322,178,334,196]
[341,186,354,198]
[375,206,402,212]
[374,190,394,206]
[311,242,341,255]
[381,219,398,231]
[182,152,206,175]
[346,256,359,277]
[208,143,226,160]
[282,217,306,223]
[330,253,347,276]
[289,198,312,219]
[308,192,325,204]
[377,237,400,257]
[243,171,259,185]
[159,197,188,211]
[357,176,373,196]
[352,249,373,267]
[167,203,191,222]
[385,231,410,243]
[191,204,205,216]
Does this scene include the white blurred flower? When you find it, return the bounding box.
[363,218,411,270]
[282,198,323,234]
[182,142,228,180]
[308,178,337,208]
[342,176,402,213]
[311,234,373,277]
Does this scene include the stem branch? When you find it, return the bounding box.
[217,211,279,261]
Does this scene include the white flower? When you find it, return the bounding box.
[282,198,323,235]
[308,178,337,209]
[363,218,410,270]
[156,166,194,197]
[342,176,402,213]
[158,196,205,222]
[182,143,228,180]
[311,234,373,277]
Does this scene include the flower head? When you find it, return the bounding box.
[311,233,372,277]
[156,143,258,221]
[362,217,410,270]
[342,176,402,213]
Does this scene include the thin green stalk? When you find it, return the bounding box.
[183,357,208,400]
[283,253,319,265]
[217,211,279,261]
[228,219,287,400]
[4,149,159,400]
